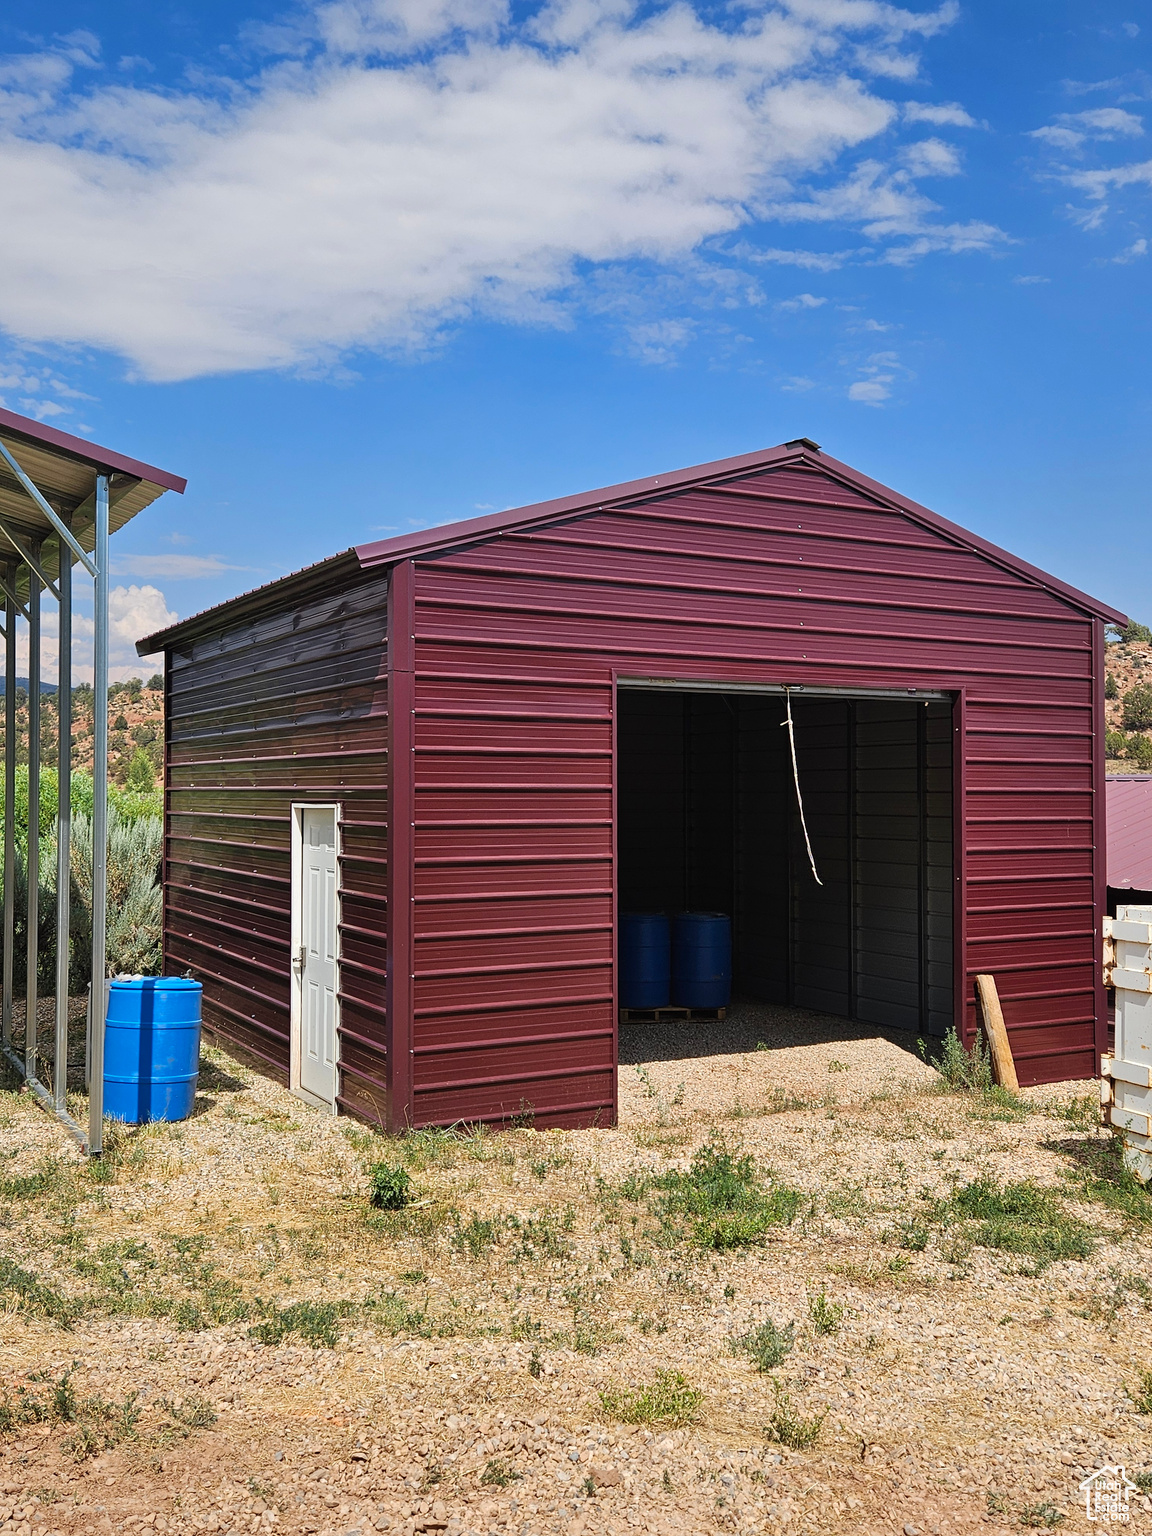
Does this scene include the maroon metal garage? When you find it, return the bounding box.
[139,440,1123,1129]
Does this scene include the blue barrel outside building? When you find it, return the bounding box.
[103,977,203,1124]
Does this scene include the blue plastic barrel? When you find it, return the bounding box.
[672,912,731,1008]
[619,912,671,1008]
[103,978,203,1125]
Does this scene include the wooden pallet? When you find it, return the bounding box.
[619,1005,727,1024]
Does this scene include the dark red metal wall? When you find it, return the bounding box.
[163,569,391,1121]
[159,456,1106,1131]
[403,461,1103,1125]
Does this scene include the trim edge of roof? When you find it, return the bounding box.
[0,406,186,494]
[136,549,361,655]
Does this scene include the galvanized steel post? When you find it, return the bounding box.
[1,581,14,1050]
[24,546,40,1082]
[54,535,71,1112]
[87,475,109,1155]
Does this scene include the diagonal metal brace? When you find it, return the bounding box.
[0,569,28,620]
[0,519,59,602]
[0,438,98,578]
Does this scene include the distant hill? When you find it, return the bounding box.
[0,679,57,695]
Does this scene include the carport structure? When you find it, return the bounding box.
[0,408,185,1153]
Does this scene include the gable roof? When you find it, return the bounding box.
[139,440,1125,653]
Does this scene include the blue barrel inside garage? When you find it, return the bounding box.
[103,977,203,1124]
[619,912,671,1008]
[672,912,731,1008]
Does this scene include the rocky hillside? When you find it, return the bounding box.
[0,673,164,787]
[1105,634,1152,773]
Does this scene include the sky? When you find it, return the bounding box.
[0,0,1149,680]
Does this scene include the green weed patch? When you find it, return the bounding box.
[0,1255,74,1327]
[765,1381,826,1450]
[599,1368,702,1427]
[934,1178,1094,1272]
[730,1318,795,1372]
[1053,1132,1152,1228]
[368,1162,412,1211]
[646,1138,802,1250]
[250,1300,352,1349]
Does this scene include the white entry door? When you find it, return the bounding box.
[298,806,338,1107]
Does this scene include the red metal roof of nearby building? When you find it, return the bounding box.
[1107,775,1152,890]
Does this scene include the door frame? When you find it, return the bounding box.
[289,801,343,1113]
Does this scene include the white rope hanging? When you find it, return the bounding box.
[783,687,822,886]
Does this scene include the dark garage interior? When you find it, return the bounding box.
[617,688,955,1038]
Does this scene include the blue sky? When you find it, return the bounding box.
[0,0,1149,677]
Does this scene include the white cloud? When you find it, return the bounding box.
[1064,158,1152,200]
[1112,237,1148,262]
[1030,126,1087,151]
[776,292,826,311]
[764,157,1006,262]
[1013,273,1049,284]
[903,99,977,127]
[13,582,176,685]
[17,397,68,419]
[1030,107,1144,151]
[732,244,855,270]
[1067,107,1144,136]
[0,0,984,380]
[626,318,695,365]
[110,553,245,578]
[0,352,96,423]
[900,136,962,177]
[848,377,890,402]
[845,344,909,404]
[110,584,177,676]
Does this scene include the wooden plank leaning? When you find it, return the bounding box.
[975,973,1019,1092]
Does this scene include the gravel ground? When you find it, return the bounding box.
[0,1006,1148,1536]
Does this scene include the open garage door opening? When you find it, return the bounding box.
[617,686,955,1050]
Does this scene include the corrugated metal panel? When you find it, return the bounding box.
[790,701,851,1016]
[851,701,951,1037]
[410,462,1100,1104]
[735,698,790,1003]
[163,572,389,1115]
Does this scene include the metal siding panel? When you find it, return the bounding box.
[160,570,388,1088]
[790,701,851,1017]
[735,697,790,1002]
